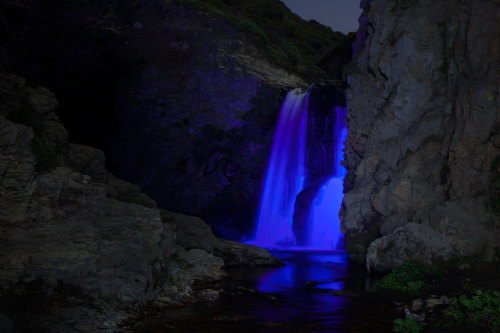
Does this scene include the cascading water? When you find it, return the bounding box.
[248,88,348,251]
[308,106,347,250]
[250,89,310,247]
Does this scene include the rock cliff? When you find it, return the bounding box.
[0,0,314,239]
[0,72,280,332]
[109,1,305,238]
[342,0,500,271]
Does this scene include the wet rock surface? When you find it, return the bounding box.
[342,0,500,270]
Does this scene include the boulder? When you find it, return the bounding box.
[162,209,281,267]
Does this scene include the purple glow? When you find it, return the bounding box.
[250,89,309,247]
[248,91,348,251]
[309,106,348,250]
[256,253,349,293]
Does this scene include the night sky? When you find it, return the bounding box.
[281,0,361,34]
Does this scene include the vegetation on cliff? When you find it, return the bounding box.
[166,0,353,82]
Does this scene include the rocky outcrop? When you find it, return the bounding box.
[0,0,306,240]
[163,210,282,267]
[109,1,305,238]
[342,0,500,271]
[0,72,279,331]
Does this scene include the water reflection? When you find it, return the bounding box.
[258,252,349,293]
[137,252,395,332]
[251,252,350,332]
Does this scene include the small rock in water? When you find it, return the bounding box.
[152,296,179,309]
[306,281,321,288]
[440,295,450,305]
[411,298,424,312]
[425,297,443,308]
[236,287,257,294]
[405,308,425,322]
[198,289,220,301]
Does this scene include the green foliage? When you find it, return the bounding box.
[377,261,442,294]
[442,289,500,331]
[393,318,421,333]
[171,253,191,271]
[266,45,289,68]
[166,0,348,82]
[278,40,304,67]
[32,136,57,172]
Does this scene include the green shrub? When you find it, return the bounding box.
[266,45,289,68]
[393,318,421,333]
[441,289,500,331]
[32,136,57,172]
[377,261,442,294]
[166,0,349,82]
[171,253,191,270]
[278,40,304,67]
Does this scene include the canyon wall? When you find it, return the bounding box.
[0,72,280,332]
[342,0,500,271]
[109,1,305,239]
[0,0,310,239]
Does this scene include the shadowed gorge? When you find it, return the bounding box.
[0,0,499,332]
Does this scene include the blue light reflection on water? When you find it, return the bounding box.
[257,251,349,293]
[135,252,396,332]
[253,251,351,331]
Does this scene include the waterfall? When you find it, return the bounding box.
[248,88,347,251]
[250,89,309,247]
[308,106,347,250]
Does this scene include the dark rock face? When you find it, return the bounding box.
[109,2,303,238]
[0,73,280,331]
[305,83,347,186]
[0,311,18,333]
[0,0,305,239]
[342,0,500,271]
[292,184,323,246]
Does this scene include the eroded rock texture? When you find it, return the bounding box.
[342,0,500,271]
[0,0,305,240]
[110,2,305,239]
[0,73,279,332]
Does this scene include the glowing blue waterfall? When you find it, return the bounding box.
[248,88,348,251]
[308,106,347,250]
[250,89,309,247]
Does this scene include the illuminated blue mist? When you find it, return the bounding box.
[248,89,348,251]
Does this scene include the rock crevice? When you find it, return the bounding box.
[342,0,500,271]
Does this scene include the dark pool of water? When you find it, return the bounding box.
[136,251,398,332]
